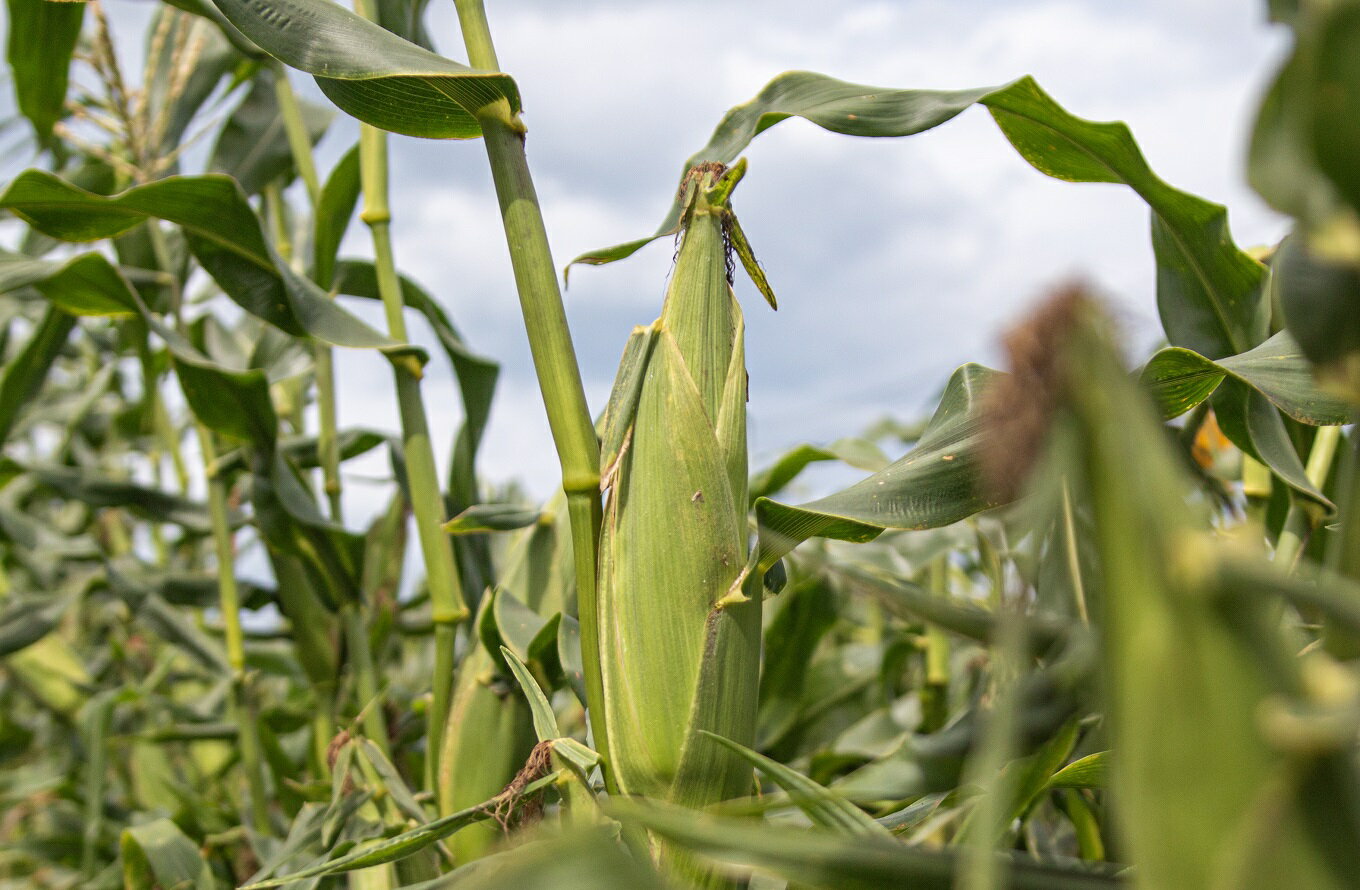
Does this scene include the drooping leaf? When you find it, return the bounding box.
[205,0,520,139]
[1046,751,1109,790]
[21,463,214,533]
[572,74,1268,364]
[607,798,1124,890]
[0,171,421,362]
[4,0,84,149]
[754,364,1001,572]
[749,438,891,501]
[1141,329,1354,425]
[0,250,280,446]
[0,595,71,657]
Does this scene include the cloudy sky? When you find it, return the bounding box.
[13,1,1294,513]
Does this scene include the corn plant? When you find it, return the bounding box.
[3,1,1360,889]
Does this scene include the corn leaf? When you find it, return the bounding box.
[572,73,1266,367]
[4,0,83,149]
[1142,329,1354,425]
[0,171,421,360]
[0,304,74,443]
[607,799,1125,890]
[700,731,889,837]
[754,363,1000,572]
[205,0,520,139]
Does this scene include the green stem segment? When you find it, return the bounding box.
[346,69,467,791]
[198,425,272,835]
[272,63,322,207]
[1274,425,1342,571]
[451,0,612,790]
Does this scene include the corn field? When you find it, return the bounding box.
[2,1,1360,888]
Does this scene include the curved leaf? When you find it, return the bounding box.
[755,364,1001,571]
[5,0,84,149]
[571,73,1266,363]
[608,798,1125,890]
[0,304,74,443]
[699,730,890,837]
[0,171,422,363]
[1141,330,1355,425]
[206,0,520,139]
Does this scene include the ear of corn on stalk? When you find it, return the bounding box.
[597,159,771,809]
[438,492,573,860]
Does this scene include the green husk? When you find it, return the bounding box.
[596,163,764,813]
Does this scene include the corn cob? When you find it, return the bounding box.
[596,159,774,811]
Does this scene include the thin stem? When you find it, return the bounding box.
[1274,425,1342,572]
[344,604,391,759]
[271,62,322,207]
[1060,480,1089,624]
[920,557,950,734]
[198,425,272,835]
[451,0,612,793]
[352,98,467,792]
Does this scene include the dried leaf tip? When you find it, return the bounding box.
[980,282,1110,502]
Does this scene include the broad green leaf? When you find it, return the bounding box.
[754,364,1001,572]
[210,65,334,196]
[0,304,74,443]
[1215,381,1332,512]
[700,731,889,837]
[607,799,1124,890]
[572,74,1267,363]
[206,0,520,139]
[120,818,214,890]
[4,0,83,149]
[251,452,364,607]
[0,171,420,360]
[1141,329,1354,424]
